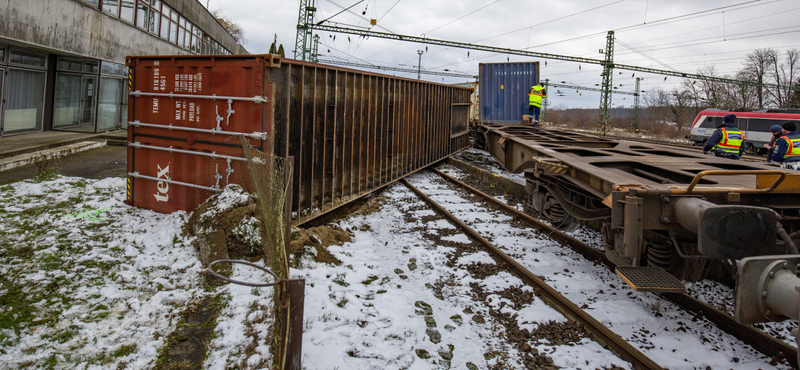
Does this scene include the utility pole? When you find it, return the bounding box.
[632,77,642,133]
[598,31,615,136]
[542,78,550,123]
[311,34,320,63]
[417,50,424,80]
[294,0,317,61]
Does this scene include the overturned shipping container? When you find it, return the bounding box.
[126,55,471,223]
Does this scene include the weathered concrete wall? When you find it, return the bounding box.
[0,0,186,63]
[164,0,238,52]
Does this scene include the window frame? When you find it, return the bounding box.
[8,49,47,69]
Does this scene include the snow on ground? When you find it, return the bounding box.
[1,161,792,369]
[205,260,275,370]
[406,171,787,369]
[294,178,630,370]
[0,176,204,369]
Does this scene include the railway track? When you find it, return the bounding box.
[403,165,796,368]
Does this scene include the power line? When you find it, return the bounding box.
[517,0,778,54]
[376,0,400,23]
[310,23,796,91]
[480,0,626,45]
[423,0,500,35]
[318,59,476,78]
[317,0,364,25]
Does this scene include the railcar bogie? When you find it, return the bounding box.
[478,123,800,285]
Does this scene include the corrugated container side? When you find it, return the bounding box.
[479,62,540,124]
[272,60,472,222]
[128,55,471,222]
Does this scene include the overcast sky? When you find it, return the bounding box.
[206,0,800,109]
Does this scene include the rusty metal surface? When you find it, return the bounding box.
[126,55,471,221]
[480,124,796,195]
[271,59,472,223]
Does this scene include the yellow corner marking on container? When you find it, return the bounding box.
[500,84,504,89]
[128,68,133,91]
[126,177,131,201]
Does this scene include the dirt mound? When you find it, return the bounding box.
[184,185,265,265]
[289,225,352,265]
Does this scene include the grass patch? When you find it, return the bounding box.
[332,273,349,287]
[113,343,138,358]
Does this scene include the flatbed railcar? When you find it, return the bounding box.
[689,109,800,154]
[125,55,472,223]
[477,123,800,282]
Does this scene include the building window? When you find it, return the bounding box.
[102,0,118,17]
[79,0,100,8]
[99,61,128,130]
[9,49,47,69]
[4,69,46,134]
[136,1,149,29]
[120,0,135,22]
[57,58,84,72]
[131,0,231,55]
[101,60,126,76]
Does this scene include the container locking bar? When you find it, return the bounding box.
[129,90,268,103]
[128,121,268,140]
[127,171,221,192]
[128,142,248,162]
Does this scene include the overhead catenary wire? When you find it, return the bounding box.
[316,0,364,25]
[423,0,501,35]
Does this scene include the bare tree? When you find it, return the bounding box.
[766,48,800,108]
[742,48,777,109]
[211,10,245,44]
[683,65,727,109]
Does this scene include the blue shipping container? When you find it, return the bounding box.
[479,62,540,123]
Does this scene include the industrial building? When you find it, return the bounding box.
[0,0,245,138]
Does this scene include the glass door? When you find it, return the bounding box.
[80,76,96,129]
[54,74,97,132]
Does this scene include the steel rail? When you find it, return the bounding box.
[430,167,799,368]
[401,178,664,370]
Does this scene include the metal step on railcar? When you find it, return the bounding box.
[615,266,686,293]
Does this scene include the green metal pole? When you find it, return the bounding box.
[542,78,549,123]
[294,0,317,61]
[597,31,615,136]
[632,77,641,133]
[311,34,320,63]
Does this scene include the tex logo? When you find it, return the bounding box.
[153,163,171,202]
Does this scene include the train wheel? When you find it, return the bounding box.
[527,188,580,232]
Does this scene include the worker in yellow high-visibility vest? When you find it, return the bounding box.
[528,82,547,126]
[702,114,745,160]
